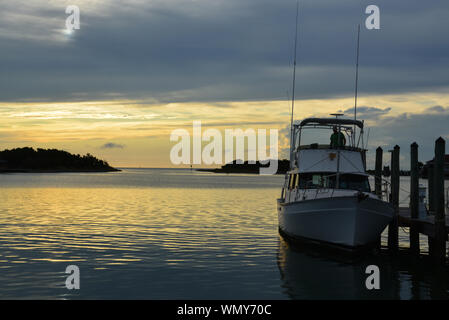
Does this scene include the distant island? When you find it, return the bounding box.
[196,159,290,174]
[0,147,120,173]
[198,158,449,178]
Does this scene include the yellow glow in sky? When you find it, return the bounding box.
[1,91,448,167]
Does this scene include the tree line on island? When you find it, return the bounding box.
[196,159,290,174]
[0,147,119,173]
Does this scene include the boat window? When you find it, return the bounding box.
[298,173,369,191]
[299,173,335,189]
[292,174,297,189]
[288,174,298,190]
[339,174,370,192]
[298,173,370,191]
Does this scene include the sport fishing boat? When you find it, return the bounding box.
[277,117,394,250]
[278,7,393,250]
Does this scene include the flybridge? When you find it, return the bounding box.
[288,116,368,172]
[290,116,367,154]
[295,118,364,129]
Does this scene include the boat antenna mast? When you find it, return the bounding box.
[353,24,361,148]
[289,1,300,169]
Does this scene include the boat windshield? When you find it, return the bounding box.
[297,172,370,192]
[293,118,364,150]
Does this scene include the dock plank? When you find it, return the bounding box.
[398,207,449,238]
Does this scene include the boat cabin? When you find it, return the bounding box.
[282,117,371,201]
[277,117,394,249]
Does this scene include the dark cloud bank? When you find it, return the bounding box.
[0,0,448,103]
[1,0,448,165]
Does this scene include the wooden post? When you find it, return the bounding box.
[410,142,420,255]
[427,163,435,254]
[388,145,400,252]
[428,164,435,213]
[428,238,434,257]
[374,147,383,249]
[375,147,383,198]
[433,137,446,264]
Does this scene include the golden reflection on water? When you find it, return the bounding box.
[0,181,281,298]
[0,171,447,299]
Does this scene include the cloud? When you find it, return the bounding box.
[340,106,392,119]
[278,105,449,168]
[0,0,448,102]
[363,106,449,168]
[426,105,446,113]
[100,142,125,149]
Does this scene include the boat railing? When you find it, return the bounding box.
[284,172,414,203]
[297,144,365,152]
[367,174,392,202]
[382,178,391,203]
[290,172,396,202]
[367,173,417,205]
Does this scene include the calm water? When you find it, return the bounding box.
[0,169,448,299]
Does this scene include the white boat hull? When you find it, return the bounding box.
[277,196,394,249]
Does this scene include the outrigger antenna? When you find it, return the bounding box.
[289,1,300,169]
[353,24,361,146]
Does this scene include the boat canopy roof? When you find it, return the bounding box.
[296,118,364,129]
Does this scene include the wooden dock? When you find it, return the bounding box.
[375,138,448,264]
[398,208,449,239]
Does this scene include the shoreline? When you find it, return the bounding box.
[0,168,121,174]
[196,168,449,179]
[196,168,285,175]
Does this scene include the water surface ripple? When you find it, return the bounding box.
[0,169,447,299]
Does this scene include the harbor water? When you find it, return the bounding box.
[0,169,448,299]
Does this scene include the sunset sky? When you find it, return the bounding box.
[1,0,448,168]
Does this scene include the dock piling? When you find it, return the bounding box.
[383,138,447,264]
[388,145,400,252]
[428,164,435,213]
[374,147,383,249]
[433,137,446,264]
[410,142,420,255]
[375,147,383,198]
[427,163,435,254]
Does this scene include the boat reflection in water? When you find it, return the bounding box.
[276,236,449,300]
